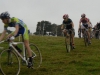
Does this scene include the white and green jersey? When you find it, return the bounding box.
[4,17,29,40]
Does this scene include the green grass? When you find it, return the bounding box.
[0,36,100,75]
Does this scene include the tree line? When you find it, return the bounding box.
[34,21,62,36]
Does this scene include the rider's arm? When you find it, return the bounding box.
[71,22,74,28]
[7,24,19,38]
[0,30,6,41]
[90,22,92,27]
[87,19,91,27]
[13,25,19,36]
[61,21,64,30]
[61,24,64,30]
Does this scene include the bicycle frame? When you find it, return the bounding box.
[69,30,73,49]
[0,40,28,65]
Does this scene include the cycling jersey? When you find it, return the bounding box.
[80,17,90,29]
[80,18,89,24]
[63,18,73,29]
[4,17,29,40]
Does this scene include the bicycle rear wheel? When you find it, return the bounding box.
[0,49,20,75]
[65,37,70,52]
[29,43,42,69]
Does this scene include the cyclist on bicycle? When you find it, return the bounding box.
[0,12,33,68]
[93,22,100,38]
[61,14,75,49]
[93,22,100,30]
[79,13,91,44]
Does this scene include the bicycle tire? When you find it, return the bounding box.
[28,43,42,69]
[0,49,20,75]
[65,37,70,52]
[84,32,89,46]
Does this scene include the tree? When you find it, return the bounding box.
[35,20,62,36]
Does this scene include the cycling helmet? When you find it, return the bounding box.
[0,12,10,20]
[63,14,69,19]
[81,13,86,18]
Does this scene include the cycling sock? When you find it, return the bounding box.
[29,57,33,62]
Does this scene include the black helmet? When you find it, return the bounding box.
[0,12,10,20]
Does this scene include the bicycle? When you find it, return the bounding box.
[83,28,90,46]
[0,36,42,75]
[65,29,74,52]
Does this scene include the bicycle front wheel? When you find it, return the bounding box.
[0,49,20,75]
[84,31,89,47]
[65,37,70,53]
[30,43,42,69]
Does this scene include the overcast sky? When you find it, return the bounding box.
[0,0,100,36]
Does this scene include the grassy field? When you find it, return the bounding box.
[0,35,100,75]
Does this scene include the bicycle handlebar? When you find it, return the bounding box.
[0,36,15,44]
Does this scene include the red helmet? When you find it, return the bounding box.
[81,13,86,18]
[63,14,69,19]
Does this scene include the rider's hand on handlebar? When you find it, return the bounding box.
[6,36,15,41]
[6,34,13,39]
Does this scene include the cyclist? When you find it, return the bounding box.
[61,14,75,49]
[0,12,33,68]
[93,22,100,38]
[79,13,91,44]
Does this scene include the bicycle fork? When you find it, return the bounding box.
[7,49,13,65]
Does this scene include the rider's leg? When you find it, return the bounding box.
[23,26,32,57]
[87,31,90,41]
[24,40,32,57]
[81,29,84,37]
[89,27,92,38]
[23,26,33,67]
[71,34,74,43]
[71,30,75,48]
[81,25,85,37]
